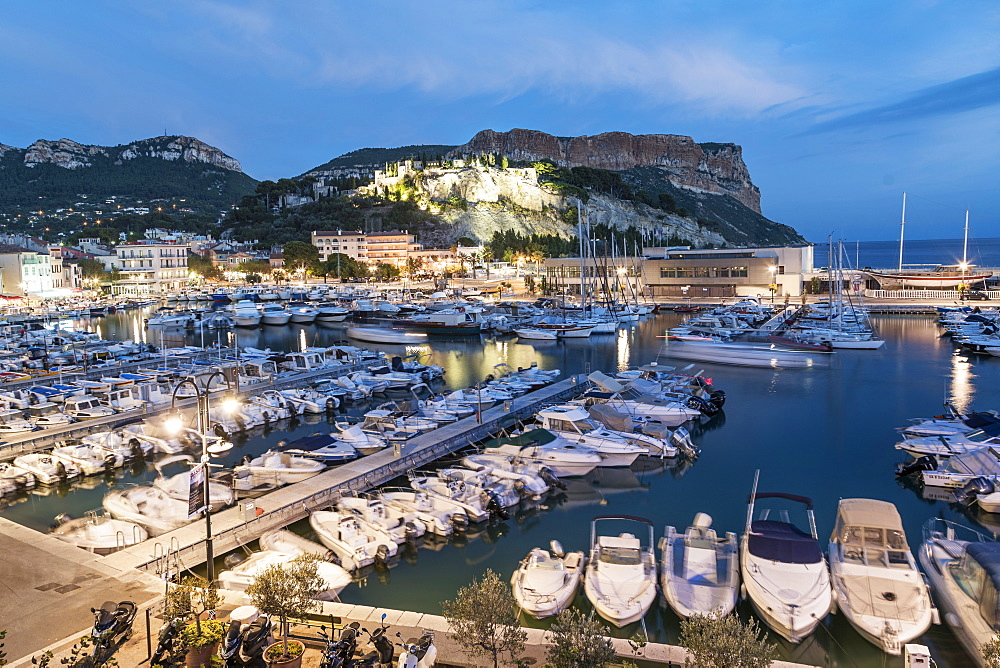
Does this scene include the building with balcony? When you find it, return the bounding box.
[113,242,189,296]
[311,230,423,268]
[0,245,53,297]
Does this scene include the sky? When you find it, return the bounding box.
[1,1,998,242]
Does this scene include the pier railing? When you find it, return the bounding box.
[865,289,999,300]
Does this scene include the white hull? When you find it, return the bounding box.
[233,315,261,327]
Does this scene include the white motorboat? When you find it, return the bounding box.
[0,461,36,492]
[231,300,262,327]
[514,328,559,341]
[0,408,36,435]
[153,459,235,511]
[663,338,823,368]
[829,499,935,655]
[259,528,330,558]
[534,405,646,466]
[583,515,658,627]
[278,433,358,464]
[378,488,469,536]
[279,388,339,413]
[50,513,148,555]
[658,512,738,619]
[260,303,292,325]
[896,425,1000,459]
[63,395,116,420]
[459,461,551,500]
[408,474,497,523]
[14,453,82,484]
[483,431,602,477]
[315,303,351,322]
[52,444,115,474]
[102,485,192,535]
[288,305,318,324]
[309,510,398,571]
[27,402,75,428]
[915,447,1000,488]
[347,327,428,344]
[741,486,832,643]
[234,451,326,485]
[218,551,351,601]
[511,540,585,619]
[336,492,426,543]
[437,467,521,509]
[333,424,388,454]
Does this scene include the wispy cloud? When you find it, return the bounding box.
[807,66,1000,133]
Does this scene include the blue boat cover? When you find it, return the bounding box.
[966,542,1000,597]
[285,433,337,450]
[748,520,822,564]
[966,413,1000,430]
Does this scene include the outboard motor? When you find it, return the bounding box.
[685,395,718,417]
[404,520,423,539]
[538,467,566,490]
[955,477,996,506]
[449,513,468,532]
[51,513,72,529]
[483,490,510,520]
[670,427,700,460]
[708,389,726,408]
[214,424,231,440]
[896,455,937,478]
[128,438,145,460]
[375,543,391,567]
[391,356,404,372]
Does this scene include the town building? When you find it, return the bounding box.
[311,230,367,263]
[47,246,83,293]
[112,242,189,296]
[0,245,53,297]
[310,230,423,268]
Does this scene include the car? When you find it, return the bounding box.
[963,290,990,301]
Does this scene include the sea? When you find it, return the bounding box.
[2,308,998,666]
[816,236,1000,270]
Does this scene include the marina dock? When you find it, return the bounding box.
[102,375,588,575]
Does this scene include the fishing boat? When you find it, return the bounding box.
[583,515,658,627]
[741,478,832,643]
[658,512,738,619]
[511,540,585,619]
[828,499,935,655]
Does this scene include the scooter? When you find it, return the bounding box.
[395,631,436,668]
[150,617,186,667]
[89,600,136,662]
[318,622,362,668]
[228,615,273,668]
[354,616,394,667]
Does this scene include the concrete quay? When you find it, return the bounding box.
[101,376,589,576]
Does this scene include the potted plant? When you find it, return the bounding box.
[246,554,325,668]
[179,619,225,667]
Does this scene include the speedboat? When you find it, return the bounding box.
[63,395,116,420]
[0,408,37,435]
[459,461,552,501]
[288,305,318,324]
[583,515,658,627]
[218,551,351,601]
[234,451,326,485]
[920,518,1000,666]
[511,540,584,619]
[659,512,738,619]
[278,433,358,464]
[408,474,500,523]
[540,403,683,459]
[0,461,36,492]
[231,300,262,327]
[741,485,832,643]
[50,513,148,555]
[102,485,192,536]
[483,431,602,477]
[309,509,399,571]
[260,303,292,325]
[346,327,428,344]
[829,499,935,655]
[14,453,82,485]
[336,492,426,543]
[378,488,469,536]
[437,467,521,509]
[52,444,115,474]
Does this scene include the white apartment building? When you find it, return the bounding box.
[311,230,367,262]
[311,230,423,267]
[113,243,189,296]
[0,245,53,297]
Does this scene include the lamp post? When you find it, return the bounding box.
[165,370,238,583]
[768,265,778,304]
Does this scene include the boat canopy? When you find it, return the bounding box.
[965,413,1000,430]
[962,542,1000,630]
[284,433,337,450]
[832,498,910,552]
[747,520,822,564]
[941,447,1000,475]
[588,371,625,394]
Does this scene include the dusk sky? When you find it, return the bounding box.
[2,1,998,242]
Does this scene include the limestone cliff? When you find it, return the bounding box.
[449,129,761,213]
[16,136,244,172]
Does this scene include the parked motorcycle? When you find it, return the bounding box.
[88,600,136,663]
[150,617,185,667]
[224,614,273,668]
[395,631,436,668]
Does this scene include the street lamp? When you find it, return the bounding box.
[767,266,778,304]
[165,370,239,583]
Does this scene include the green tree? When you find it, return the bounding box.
[372,263,401,282]
[187,252,223,280]
[76,258,107,280]
[983,636,1000,668]
[282,241,319,274]
[545,609,616,668]
[679,613,777,668]
[441,569,526,668]
[247,555,325,660]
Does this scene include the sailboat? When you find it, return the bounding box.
[866,195,990,289]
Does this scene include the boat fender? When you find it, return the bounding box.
[550,540,565,558]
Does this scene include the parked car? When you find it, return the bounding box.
[964,290,991,301]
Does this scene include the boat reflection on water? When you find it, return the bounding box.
[552,466,652,509]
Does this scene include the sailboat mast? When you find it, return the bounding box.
[898,192,907,272]
[963,210,970,266]
[577,202,587,311]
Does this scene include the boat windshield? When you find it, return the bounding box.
[599,546,641,565]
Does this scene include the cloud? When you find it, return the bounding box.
[807,66,1000,133]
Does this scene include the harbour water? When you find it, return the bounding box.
[4,308,999,666]
[817,236,1000,270]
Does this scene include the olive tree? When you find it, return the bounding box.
[247,554,326,660]
[982,636,1000,667]
[545,609,616,668]
[679,613,776,668]
[441,569,526,668]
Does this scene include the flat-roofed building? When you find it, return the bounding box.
[311,230,367,262]
[113,242,189,296]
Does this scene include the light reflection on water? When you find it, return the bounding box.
[6,309,1000,666]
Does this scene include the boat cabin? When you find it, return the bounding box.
[831,498,912,569]
[281,351,327,372]
[953,542,1000,630]
[537,405,602,435]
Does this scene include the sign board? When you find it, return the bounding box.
[188,463,206,519]
[242,500,257,522]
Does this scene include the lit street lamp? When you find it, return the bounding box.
[767,266,778,304]
[165,371,239,583]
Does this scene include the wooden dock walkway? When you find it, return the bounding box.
[102,376,589,575]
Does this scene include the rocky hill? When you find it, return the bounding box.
[0,135,256,210]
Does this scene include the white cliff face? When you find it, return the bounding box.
[16,136,243,172]
[417,165,561,211]
[0,143,18,159]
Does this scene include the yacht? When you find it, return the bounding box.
[919,518,1000,666]
[50,513,148,555]
[584,515,658,627]
[659,512,738,619]
[309,509,398,571]
[218,551,351,601]
[260,303,292,325]
[511,540,585,619]
[829,499,935,655]
[231,300,262,327]
[741,486,832,643]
